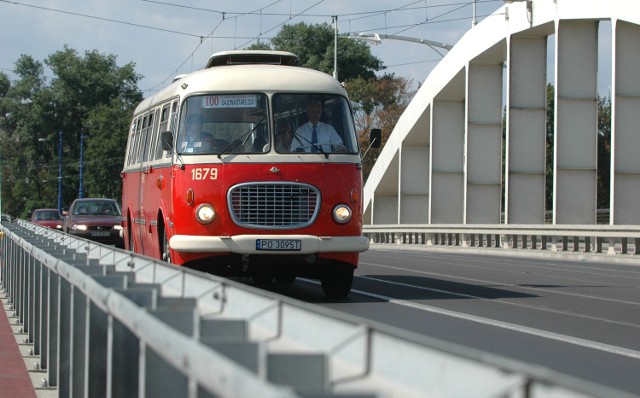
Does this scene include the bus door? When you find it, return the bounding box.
[141,102,175,260]
[134,109,157,254]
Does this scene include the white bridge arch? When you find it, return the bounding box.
[363,0,640,226]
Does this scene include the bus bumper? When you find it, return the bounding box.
[169,234,369,254]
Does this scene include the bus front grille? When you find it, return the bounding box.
[228,182,320,229]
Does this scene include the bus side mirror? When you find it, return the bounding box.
[161,131,174,150]
[370,128,381,149]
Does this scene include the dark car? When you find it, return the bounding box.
[63,198,124,247]
[30,208,63,230]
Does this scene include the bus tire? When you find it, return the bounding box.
[127,222,135,252]
[252,274,273,285]
[321,266,353,299]
[275,273,296,284]
[161,229,171,264]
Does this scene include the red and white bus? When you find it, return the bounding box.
[121,50,372,298]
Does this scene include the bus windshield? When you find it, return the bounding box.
[176,93,358,155]
[178,93,269,155]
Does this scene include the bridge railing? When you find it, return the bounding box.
[363,224,640,257]
[0,220,633,397]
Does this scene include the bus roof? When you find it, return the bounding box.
[205,50,298,68]
[135,61,346,114]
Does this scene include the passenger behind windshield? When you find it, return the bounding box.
[180,113,206,153]
[275,122,295,152]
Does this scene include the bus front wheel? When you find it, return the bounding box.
[161,229,172,264]
[321,265,354,299]
[127,223,135,252]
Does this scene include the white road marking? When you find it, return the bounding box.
[354,280,640,360]
[300,277,640,359]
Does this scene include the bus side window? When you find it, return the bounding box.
[166,101,179,158]
[126,119,138,166]
[138,112,153,163]
[154,103,171,160]
[131,115,145,167]
[146,109,159,162]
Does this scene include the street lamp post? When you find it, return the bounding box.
[352,33,454,58]
[78,132,84,199]
[57,130,63,213]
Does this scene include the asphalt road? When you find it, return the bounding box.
[258,245,640,396]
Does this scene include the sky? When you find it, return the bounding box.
[0,0,505,96]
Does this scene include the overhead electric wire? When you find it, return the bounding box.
[0,0,203,39]
[1,0,503,92]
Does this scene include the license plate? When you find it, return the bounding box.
[91,231,111,237]
[256,239,301,251]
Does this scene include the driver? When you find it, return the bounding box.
[291,97,343,153]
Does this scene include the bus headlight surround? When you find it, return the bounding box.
[195,203,216,224]
[332,204,352,224]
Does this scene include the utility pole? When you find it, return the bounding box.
[58,130,63,213]
[332,15,338,80]
[473,0,477,26]
[0,144,3,217]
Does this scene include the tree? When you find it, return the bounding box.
[248,22,384,82]
[0,47,142,218]
[348,75,414,182]
[545,83,554,213]
[0,55,50,218]
[596,95,611,211]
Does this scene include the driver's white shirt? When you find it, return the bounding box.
[291,121,342,152]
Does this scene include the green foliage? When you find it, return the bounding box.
[545,83,554,212]
[248,22,383,82]
[348,76,414,182]
[0,47,142,218]
[596,95,611,210]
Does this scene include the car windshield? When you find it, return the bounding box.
[73,201,121,216]
[35,211,61,220]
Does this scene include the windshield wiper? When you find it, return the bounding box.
[218,114,267,159]
[290,130,329,159]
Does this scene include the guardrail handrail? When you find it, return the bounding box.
[364,224,640,256]
[1,219,634,397]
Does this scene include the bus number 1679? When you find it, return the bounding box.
[191,167,218,180]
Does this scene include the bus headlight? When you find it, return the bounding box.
[332,204,352,224]
[195,204,216,224]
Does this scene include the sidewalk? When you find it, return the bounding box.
[0,284,56,398]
